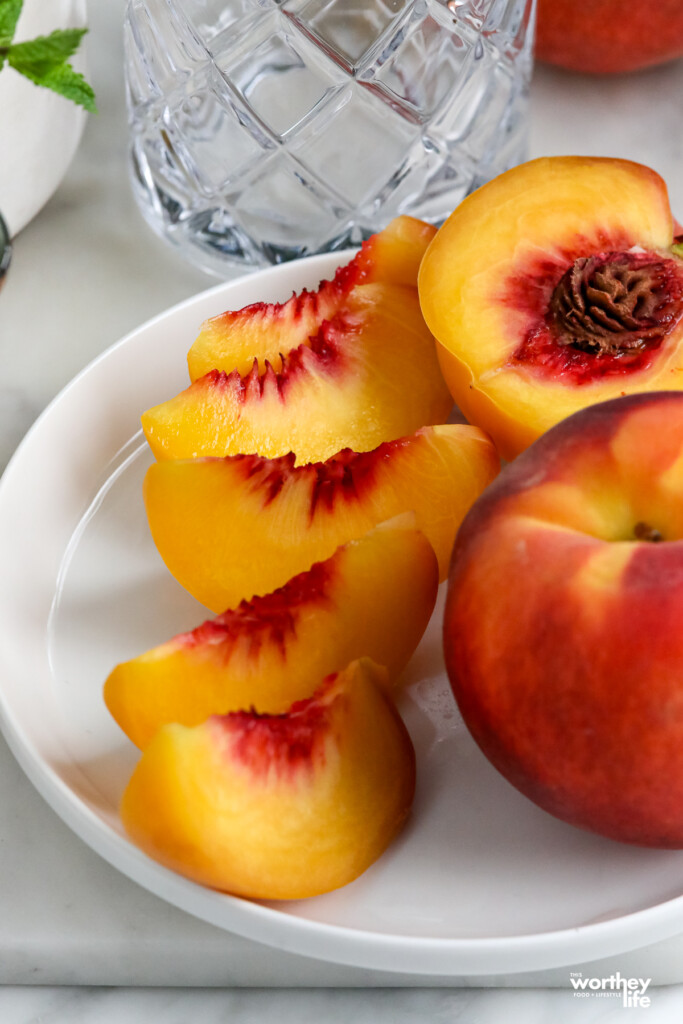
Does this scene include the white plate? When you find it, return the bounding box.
[2,254,683,977]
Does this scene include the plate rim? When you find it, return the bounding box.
[3,253,683,977]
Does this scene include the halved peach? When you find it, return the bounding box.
[104,515,438,750]
[143,282,452,465]
[120,659,416,899]
[143,423,499,612]
[418,156,683,460]
[187,215,437,381]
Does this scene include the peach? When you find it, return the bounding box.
[143,216,449,466]
[120,658,416,899]
[418,156,683,460]
[536,0,683,74]
[143,282,452,465]
[444,391,683,847]
[143,423,499,612]
[104,515,438,750]
[188,215,437,381]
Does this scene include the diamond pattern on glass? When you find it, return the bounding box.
[354,134,446,219]
[126,0,206,91]
[181,0,262,47]
[124,15,161,108]
[483,0,535,61]
[171,68,272,194]
[229,153,347,258]
[290,85,418,207]
[282,0,407,70]
[217,16,346,137]
[125,0,534,273]
[359,10,473,122]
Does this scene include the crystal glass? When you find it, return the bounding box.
[124,0,536,275]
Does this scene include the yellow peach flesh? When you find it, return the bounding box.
[120,659,416,899]
[143,423,499,611]
[419,157,683,460]
[144,282,452,465]
[188,215,437,381]
[104,514,438,749]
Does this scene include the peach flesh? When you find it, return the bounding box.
[444,392,683,847]
[104,516,438,750]
[144,281,453,466]
[143,423,499,612]
[418,157,683,460]
[190,265,359,381]
[120,659,417,899]
[187,214,437,381]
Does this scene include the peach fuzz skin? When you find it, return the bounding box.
[444,392,683,848]
[120,659,416,900]
[143,423,499,613]
[104,515,438,750]
[418,156,683,460]
[536,0,683,74]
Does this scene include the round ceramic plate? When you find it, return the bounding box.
[2,254,683,977]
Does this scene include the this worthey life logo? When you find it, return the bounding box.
[569,972,652,1008]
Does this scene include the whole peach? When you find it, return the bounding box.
[444,392,683,847]
[536,0,683,74]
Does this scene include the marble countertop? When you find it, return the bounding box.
[2,1,683,1020]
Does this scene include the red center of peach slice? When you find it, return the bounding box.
[202,319,348,407]
[180,560,334,659]
[209,680,337,779]
[236,439,405,521]
[505,245,683,384]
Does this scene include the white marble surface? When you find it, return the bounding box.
[2,0,683,1019]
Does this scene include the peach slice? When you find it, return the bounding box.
[143,282,452,465]
[188,215,437,380]
[418,156,683,460]
[143,423,499,612]
[104,515,438,750]
[120,659,416,899]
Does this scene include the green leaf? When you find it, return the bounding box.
[7,27,88,76]
[0,0,23,48]
[673,242,683,259]
[44,62,96,112]
[12,59,97,112]
[1,12,96,114]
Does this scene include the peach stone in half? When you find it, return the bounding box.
[419,156,683,459]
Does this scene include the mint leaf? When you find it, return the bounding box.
[9,57,97,112]
[8,28,88,76]
[0,0,23,48]
[40,62,96,112]
[0,8,97,114]
[0,0,23,68]
[7,28,96,113]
